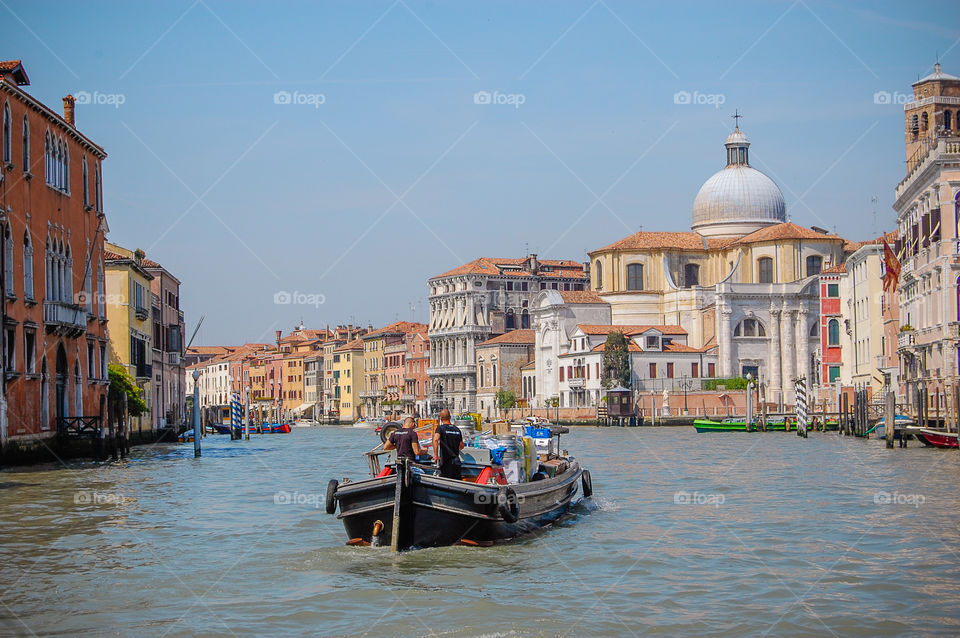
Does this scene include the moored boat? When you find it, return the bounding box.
[910,427,959,448]
[326,424,592,550]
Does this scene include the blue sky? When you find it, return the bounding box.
[4,0,959,344]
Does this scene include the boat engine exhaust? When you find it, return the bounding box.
[371,520,384,547]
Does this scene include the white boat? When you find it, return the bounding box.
[293,419,319,428]
[352,418,384,429]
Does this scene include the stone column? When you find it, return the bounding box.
[768,306,782,401]
[797,308,810,385]
[782,307,797,403]
[719,306,733,378]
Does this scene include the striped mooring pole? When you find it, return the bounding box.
[795,377,808,438]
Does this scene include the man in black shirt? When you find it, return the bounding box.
[432,409,464,480]
[383,417,422,461]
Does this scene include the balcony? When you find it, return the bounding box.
[567,377,585,388]
[898,330,915,349]
[401,393,415,402]
[43,300,87,337]
[135,363,152,380]
[168,351,182,366]
[360,389,384,399]
[427,364,476,376]
[949,322,960,340]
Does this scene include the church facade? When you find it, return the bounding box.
[582,126,850,406]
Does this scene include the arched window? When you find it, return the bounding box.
[733,318,766,337]
[505,309,516,331]
[492,363,497,387]
[82,251,92,313]
[921,111,929,132]
[23,231,33,300]
[521,309,530,329]
[94,162,102,210]
[44,239,52,299]
[810,321,819,337]
[64,243,73,301]
[63,144,69,192]
[684,263,700,287]
[758,257,774,283]
[626,263,644,291]
[44,133,51,182]
[594,260,602,290]
[3,225,13,297]
[82,155,88,206]
[828,319,840,346]
[41,357,49,429]
[946,110,954,132]
[806,255,822,277]
[97,259,105,317]
[479,364,485,388]
[2,102,10,164]
[21,116,29,170]
[911,114,919,136]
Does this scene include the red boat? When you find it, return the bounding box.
[913,428,959,448]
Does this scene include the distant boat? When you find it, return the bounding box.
[353,418,384,429]
[693,418,836,433]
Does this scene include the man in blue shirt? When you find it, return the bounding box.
[432,409,464,479]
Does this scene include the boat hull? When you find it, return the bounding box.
[333,462,583,550]
[913,428,959,448]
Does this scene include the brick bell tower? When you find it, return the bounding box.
[904,62,960,165]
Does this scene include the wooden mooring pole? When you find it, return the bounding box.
[885,390,895,449]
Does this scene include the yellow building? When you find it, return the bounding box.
[281,351,307,419]
[333,338,364,421]
[104,242,154,435]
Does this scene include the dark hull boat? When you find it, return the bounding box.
[912,427,959,448]
[331,462,585,550]
[326,425,592,551]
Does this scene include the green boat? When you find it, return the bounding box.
[693,418,838,433]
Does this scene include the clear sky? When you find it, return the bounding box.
[4,0,959,345]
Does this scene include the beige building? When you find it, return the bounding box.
[475,329,535,419]
[894,63,960,424]
[333,338,364,421]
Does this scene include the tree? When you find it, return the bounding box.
[108,363,148,427]
[601,331,631,389]
[495,388,517,416]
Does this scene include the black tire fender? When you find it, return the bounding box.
[581,469,593,499]
[380,423,399,444]
[325,479,339,514]
[498,487,519,523]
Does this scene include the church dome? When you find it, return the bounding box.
[691,126,786,238]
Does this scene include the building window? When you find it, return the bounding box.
[87,341,95,379]
[806,255,822,277]
[921,111,928,132]
[827,283,839,298]
[4,225,13,297]
[708,362,716,377]
[594,261,603,290]
[23,328,35,374]
[666,362,674,378]
[946,110,953,132]
[95,162,102,211]
[22,231,33,300]
[82,155,89,206]
[828,319,840,346]
[505,310,515,331]
[757,257,773,283]
[649,362,657,379]
[41,357,49,428]
[2,102,10,164]
[21,115,29,171]
[684,263,699,287]
[828,365,840,382]
[100,343,106,379]
[521,309,530,329]
[3,325,14,371]
[626,263,644,291]
[691,362,699,378]
[734,318,766,337]
[911,114,919,136]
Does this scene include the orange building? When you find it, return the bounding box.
[0,60,110,448]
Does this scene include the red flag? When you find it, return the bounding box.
[882,238,900,292]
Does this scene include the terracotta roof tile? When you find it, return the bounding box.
[335,338,365,352]
[558,290,606,304]
[432,257,586,280]
[594,231,711,253]
[577,324,687,336]
[364,321,427,338]
[479,329,535,346]
[733,222,845,246]
[591,342,643,352]
[103,250,125,260]
[819,264,847,275]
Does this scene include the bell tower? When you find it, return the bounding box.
[904,62,960,167]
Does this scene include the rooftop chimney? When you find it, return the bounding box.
[275,330,282,347]
[62,95,75,127]
[528,253,539,274]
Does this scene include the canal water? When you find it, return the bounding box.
[2,427,959,637]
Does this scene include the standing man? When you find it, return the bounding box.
[432,409,464,480]
[383,417,422,462]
